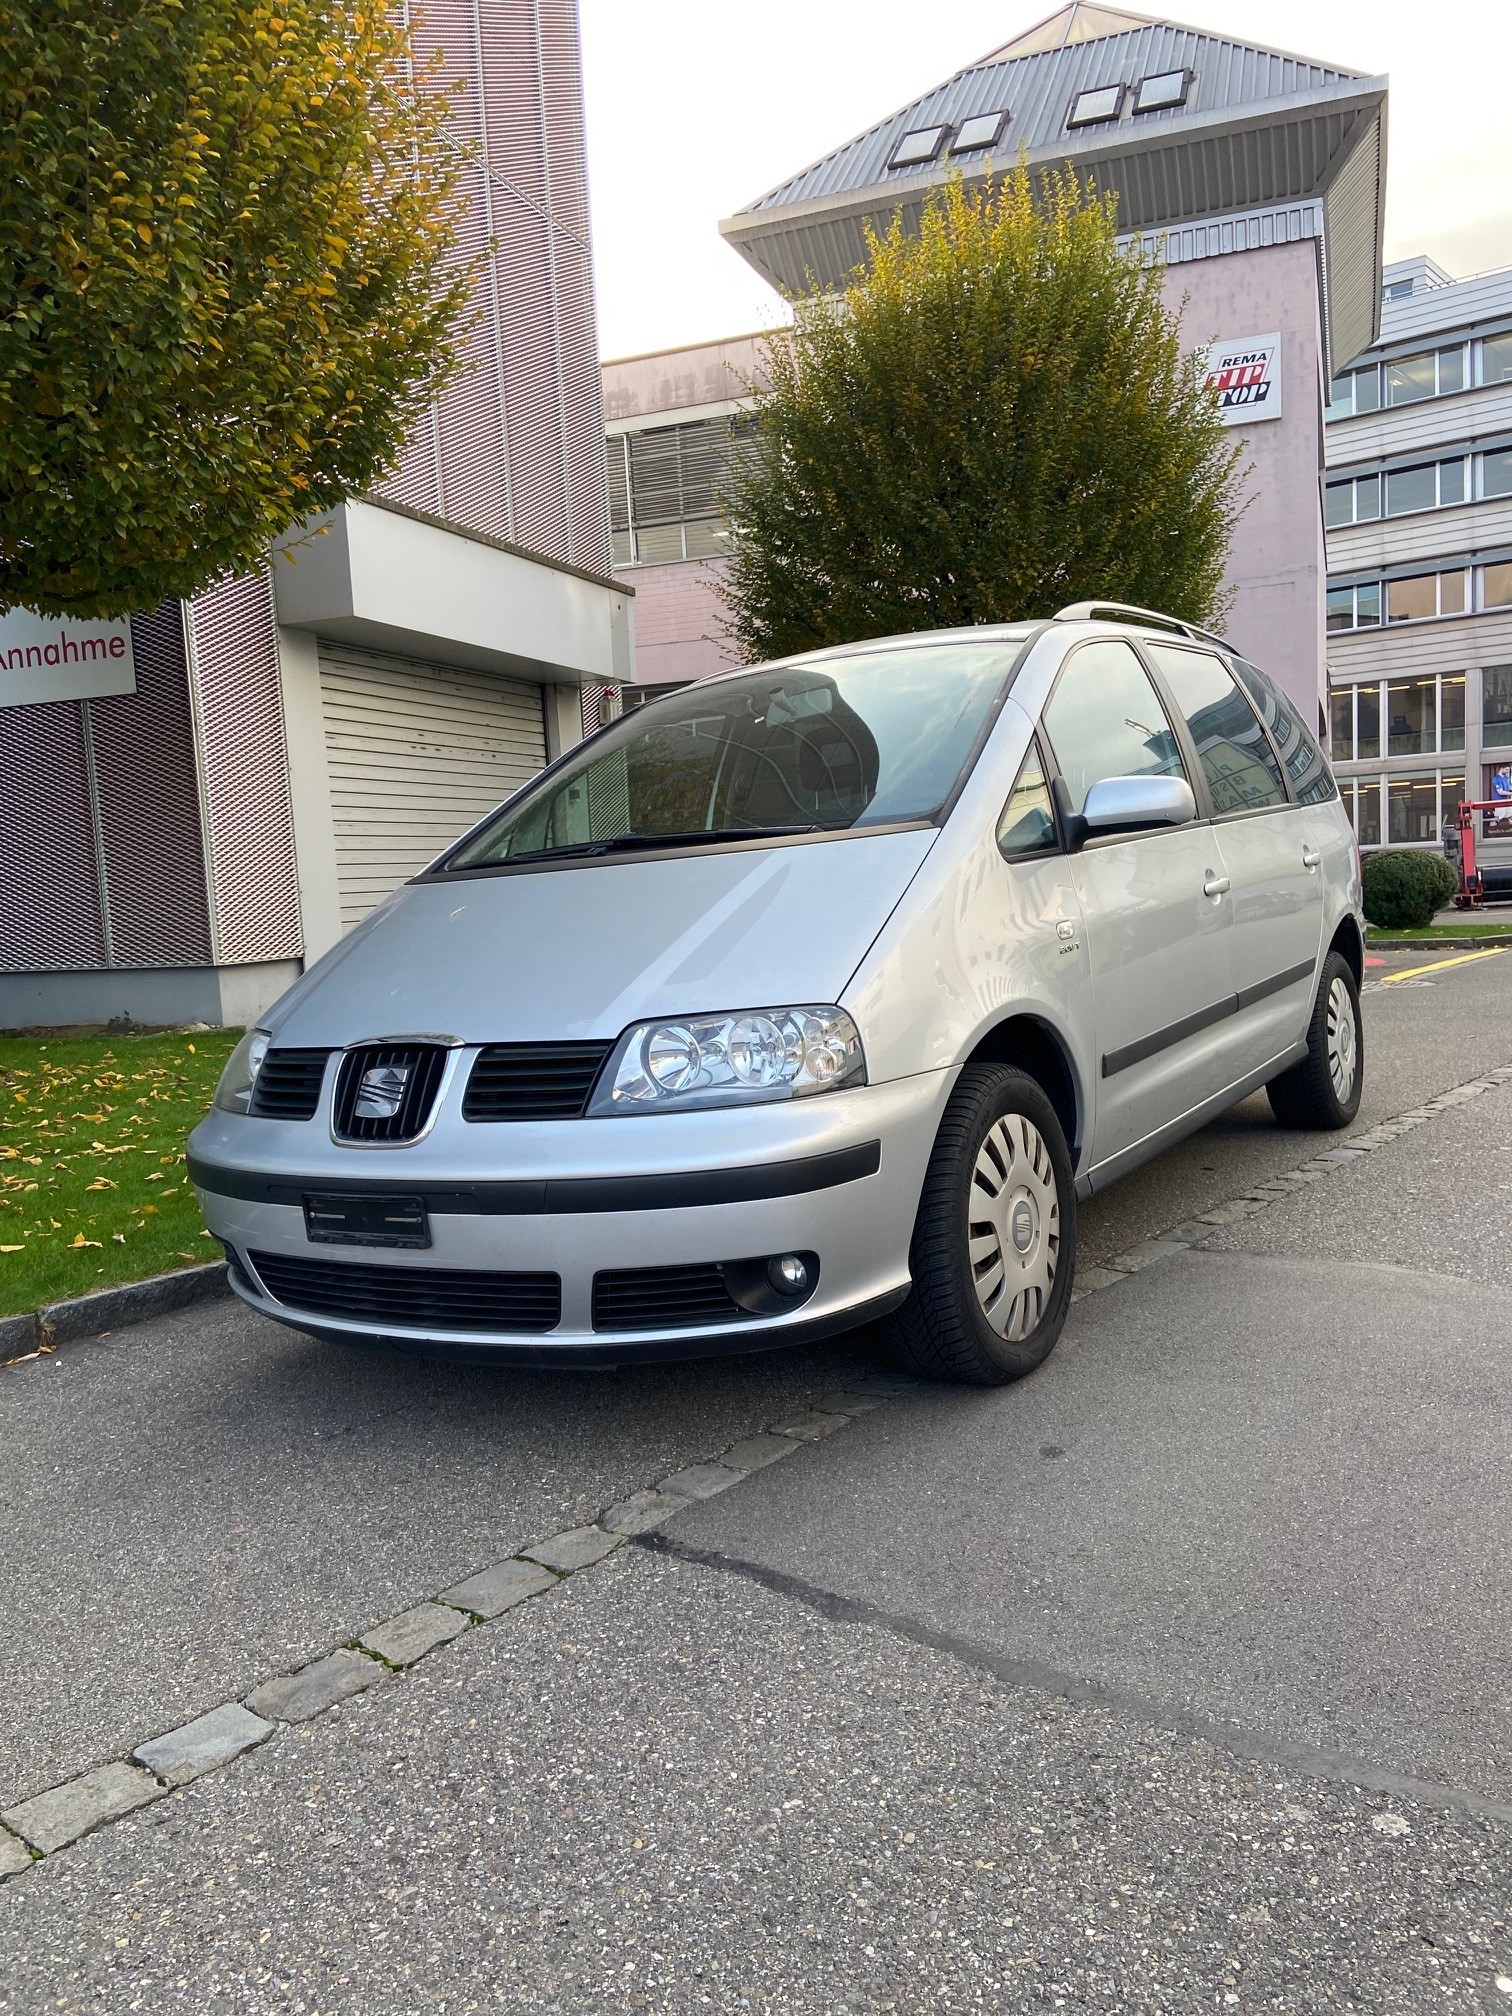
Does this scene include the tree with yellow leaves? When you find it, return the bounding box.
[0,0,472,617]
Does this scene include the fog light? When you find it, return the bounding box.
[768,1253,810,1295]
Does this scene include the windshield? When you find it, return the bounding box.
[444,637,1029,868]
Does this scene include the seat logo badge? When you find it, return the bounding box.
[354,1064,410,1120]
[1010,1200,1036,1254]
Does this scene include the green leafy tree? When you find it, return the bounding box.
[1,0,473,618]
[721,167,1243,661]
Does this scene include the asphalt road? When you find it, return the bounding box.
[1,943,1509,2012]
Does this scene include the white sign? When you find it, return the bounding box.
[1204,332,1283,426]
[0,607,136,707]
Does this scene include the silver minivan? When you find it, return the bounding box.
[190,605,1364,1386]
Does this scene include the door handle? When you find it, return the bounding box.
[1203,873,1231,899]
[1301,846,1321,870]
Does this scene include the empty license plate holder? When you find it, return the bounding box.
[303,1192,431,1249]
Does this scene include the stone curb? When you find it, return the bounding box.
[2,1262,229,1365]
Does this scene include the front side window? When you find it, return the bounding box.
[997,744,1058,858]
[1145,644,1287,814]
[445,639,1029,868]
[1040,640,1185,816]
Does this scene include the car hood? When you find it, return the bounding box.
[266,831,938,1047]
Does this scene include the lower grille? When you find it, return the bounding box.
[592,1263,744,1333]
[249,1049,331,1120]
[332,1044,448,1143]
[249,1251,560,1334]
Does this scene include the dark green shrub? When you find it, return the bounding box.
[1361,849,1458,930]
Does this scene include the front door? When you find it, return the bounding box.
[1040,640,1237,1173]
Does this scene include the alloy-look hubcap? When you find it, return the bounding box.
[968,1113,1060,1340]
[1326,975,1357,1101]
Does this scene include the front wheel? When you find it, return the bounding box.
[883,1064,1077,1387]
[1266,950,1364,1130]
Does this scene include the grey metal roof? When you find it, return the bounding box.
[720,4,1386,372]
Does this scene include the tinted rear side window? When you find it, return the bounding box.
[1144,644,1287,815]
[1229,658,1338,804]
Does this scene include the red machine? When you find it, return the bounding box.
[1449,797,1512,907]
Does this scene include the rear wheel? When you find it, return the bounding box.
[1266,950,1363,1130]
[883,1064,1076,1387]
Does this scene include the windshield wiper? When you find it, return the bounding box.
[503,824,826,864]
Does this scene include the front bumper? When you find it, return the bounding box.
[189,1074,950,1363]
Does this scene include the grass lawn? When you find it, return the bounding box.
[0,1028,239,1319]
[1368,922,1512,944]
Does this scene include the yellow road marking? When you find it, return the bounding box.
[1378,947,1506,985]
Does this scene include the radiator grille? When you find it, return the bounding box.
[249,1049,332,1120]
[249,1251,561,1334]
[462,1041,612,1120]
[592,1264,744,1333]
[332,1045,448,1143]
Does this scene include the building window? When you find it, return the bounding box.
[608,415,757,568]
[1480,333,1512,385]
[1330,458,1466,523]
[1442,675,1467,752]
[889,126,946,168]
[1328,347,1466,419]
[1483,667,1512,745]
[1481,766,1512,835]
[1332,675,1466,761]
[1386,677,1436,756]
[1343,770,1461,849]
[1133,70,1188,112]
[1483,563,1512,610]
[1482,449,1512,500]
[1067,84,1124,127]
[1385,570,1467,622]
[1326,582,1382,631]
[1387,774,1440,844]
[950,111,1008,153]
[1328,572,1467,628]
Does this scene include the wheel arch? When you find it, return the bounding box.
[1328,912,1365,988]
[959,1013,1084,1168]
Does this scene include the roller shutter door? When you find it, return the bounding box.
[317,644,547,932]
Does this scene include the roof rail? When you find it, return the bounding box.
[1052,601,1230,651]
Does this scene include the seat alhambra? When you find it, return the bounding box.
[190,604,1364,1386]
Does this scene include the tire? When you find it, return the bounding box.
[1266,950,1364,1131]
[883,1064,1077,1387]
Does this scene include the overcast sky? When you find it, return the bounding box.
[578,0,1512,362]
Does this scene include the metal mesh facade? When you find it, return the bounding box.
[382,0,611,579]
[188,571,303,966]
[0,603,213,976]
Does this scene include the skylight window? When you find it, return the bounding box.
[1133,69,1190,112]
[949,111,1009,154]
[1067,84,1124,128]
[889,126,946,169]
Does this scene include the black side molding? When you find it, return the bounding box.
[1102,957,1316,1079]
[188,1140,883,1216]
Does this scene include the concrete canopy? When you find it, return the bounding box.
[719,5,1385,372]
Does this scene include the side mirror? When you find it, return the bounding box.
[1079,774,1196,841]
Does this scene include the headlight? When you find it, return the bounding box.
[590,1005,865,1114]
[212,1028,271,1114]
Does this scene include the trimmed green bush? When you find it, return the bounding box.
[1361,849,1458,930]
